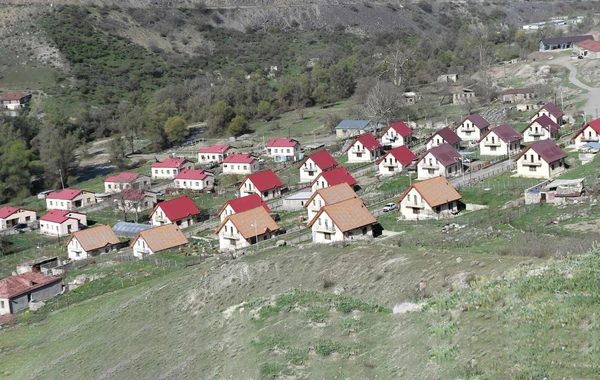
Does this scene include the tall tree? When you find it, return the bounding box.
[164,116,189,146]
[0,140,32,203]
[108,137,129,171]
[38,126,79,188]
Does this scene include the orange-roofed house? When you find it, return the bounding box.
[298,150,338,183]
[307,198,376,243]
[0,207,36,231]
[39,210,87,236]
[572,118,600,149]
[65,224,121,260]
[396,176,462,220]
[304,182,359,223]
[0,272,62,315]
[151,158,194,180]
[149,195,201,228]
[174,169,215,192]
[198,145,230,164]
[215,207,280,252]
[130,224,189,258]
[222,154,260,175]
[104,172,151,194]
[380,121,413,148]
[45,189,96,211]
[377,146,417,176]
[265,138,301,162]
[0,93,31,110]
[345,134,383,163]
[237,170,283,200]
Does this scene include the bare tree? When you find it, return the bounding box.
[363,81,403,135]
[381,42,416,87]
[113,189,146,223]
[470,23,491,70]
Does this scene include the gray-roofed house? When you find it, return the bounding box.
[335,120,381,138]
[539,35,594,51]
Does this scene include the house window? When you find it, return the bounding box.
[196,182,200,186]
[108,184,112,189]
[413,208,420,214]
[491,146,497,151]
[324,233,331,240]
[25,216,30,221]
[0,300,4,309]
[529,166,537,172]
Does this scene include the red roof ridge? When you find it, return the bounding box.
[238,170,283,192]
[150,195,200,221]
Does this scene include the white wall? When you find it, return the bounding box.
[67,238,91,261]
[381,129,407,148]
[299,158,323,183]
[198,152,225,164]
[46,193,96,211]
[574,126,600,149]
[133,237,155,258]
[479,133,521,156]
[378,155,405,176]
[175,176,214,191]
[311,213,373,243]
[266,146,299,161]
[516,154,565,178]
[39,218,82,236]
[222,161,260,175]
[347,141,378,163]
[417,152,461,180]
[398,188,457,220]
[455,121,487,142]
[0,209,36,230]
[523,121,554,143]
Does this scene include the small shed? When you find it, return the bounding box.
[282,191,313,211]
[112,221,153,238]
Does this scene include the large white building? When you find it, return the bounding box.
[265,138,301,162]
[197,145,230,164]
[174,169,214,192]
[39,210,87,237]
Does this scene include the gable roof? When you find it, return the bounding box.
[480,124,522,143]
[266,138,300,148]
[458,114,490,130]
[150,195,201,221]
[427,127,461,145]
[298,150,338,171]
[121,189,153,201]
[397,176,462,208]
[541,35,593,45]
[46,189,87,201]
[419,143,462,167]
[0,272,61,299]
[377,146,418,166]
[535,102,564,119]
[0,206,21,219]
[345,134,382,152]
[39,209,84,224]
[216,207,279,239]
[217,194,271,217]
[239,170,283,192]
[175,169,209,181]
[514,140,567,163]
[223,153,256,164]
[311,167,357,188]
[198,145,230,154]
[304,183,358,209]
[572,118,600,139]
[383,121,413,138]
[335,120,371,130]
[151,158,189,169]
[525,115,560,133]
[104,172,140,183]
[65,224,120,252]
[130,224,188,253]
[307,198,376,232]
[0,93,26,101]
[575,39,600,52]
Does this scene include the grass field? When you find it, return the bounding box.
[0,49,58,92]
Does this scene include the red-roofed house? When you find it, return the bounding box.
[104,172,151,194]
[310,167,357,192]
[0,93,31,110]
[222,154,260,175]
[198,145,231,164]
[238,170,283,200]
[174,169,215,192]
[298,150,338,183]
[217,194,271,222]
[380,121,414,148]
[529,103,564,125]
[0,273,62,315]
[575,39,600,59]
[479,124,522,156]
[377,146,417,176]
[265,138,301,162]
[345,134,383,163]
[426,127,461,150]
[455,114,490,142]
[39,210,87,236]
[572,118,600,149]
[149,195,201,228]
[523,115,560,143]
[45,189,96,211]
[0,207,36,231]
[114,189,157,214]
[151,158,194,180]
[417,143,463,180]
[514,140,567,178]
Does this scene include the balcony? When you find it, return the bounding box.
[420,162,439,170]
[314,224,336,233]
[301,166,316,172]
[381,161,397,167]
[405,202,425,209]
[581,136,599,142]
[522,161,542,167]
[529,131,545,137]
[221,231,240,240]
[483,141,501,147]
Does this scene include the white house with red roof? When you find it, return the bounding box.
[529,102,564,125]
[522,115,560,143]
[425,127,461,150]
[345,134,382,163]
[572,118,600,149]
[265,138,301,162]
[45,189,96,211]
[174,169,214,192]
[217,194,271,222]
[149,195,201,228]
[479,124,522,156]
[417,143,463,180]
[514,140,567,178]
[0,93,31,110]
[0,207,36,231]
[222,153,260,175]
[310,167,357,192]
[380,121,413,148]
[198,145,230,164]
[39,209,87,236]
[455,114,490,142]
[237,170,283,200]
[0,272,62,315]
[114,189,157,213]
[104,172,151,194]
[297,150,338,183]
[151,158,194,180]
[377,146,417,176]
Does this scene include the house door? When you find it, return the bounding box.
[540,193,547,203]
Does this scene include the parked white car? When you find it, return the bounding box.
[382,203,398,213]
